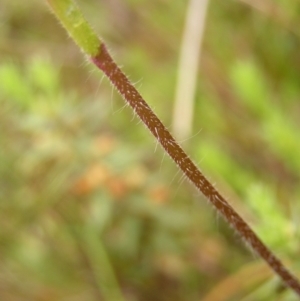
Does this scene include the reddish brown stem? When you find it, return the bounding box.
[92,44,300,296]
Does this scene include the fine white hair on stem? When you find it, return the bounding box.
[110,83,115,106]
[168,168,182,187]
[132,77,143,88]
[177,128,203,144]
[112,102,128,115]
[159,152,166,173]
[178,172,188,186]
[154,128,159,153]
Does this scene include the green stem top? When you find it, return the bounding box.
[47,0,101,56]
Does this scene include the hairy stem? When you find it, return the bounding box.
[46,0,300,297]
[92,42,300,297]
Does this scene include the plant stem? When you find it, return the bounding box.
[172,0,209,141]
[47,0,100,56]
[46,0,300,297]
[92,42,300,297]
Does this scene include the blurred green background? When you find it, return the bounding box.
[1,0,300,300]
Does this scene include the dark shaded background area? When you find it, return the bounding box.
[1,0,300,300]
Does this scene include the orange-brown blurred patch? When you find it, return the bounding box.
[192,237,225,276]
[124,165,148,189]
[107,176,128,200]
[72,163,110,196]
[91,133,117,156]
[147,185,170,205]
[154,253,185,279]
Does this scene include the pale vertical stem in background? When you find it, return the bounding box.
[172,0,209,141]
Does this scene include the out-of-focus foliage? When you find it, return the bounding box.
[1,0,300,300]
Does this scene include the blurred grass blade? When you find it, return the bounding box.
[80,225,125,301]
